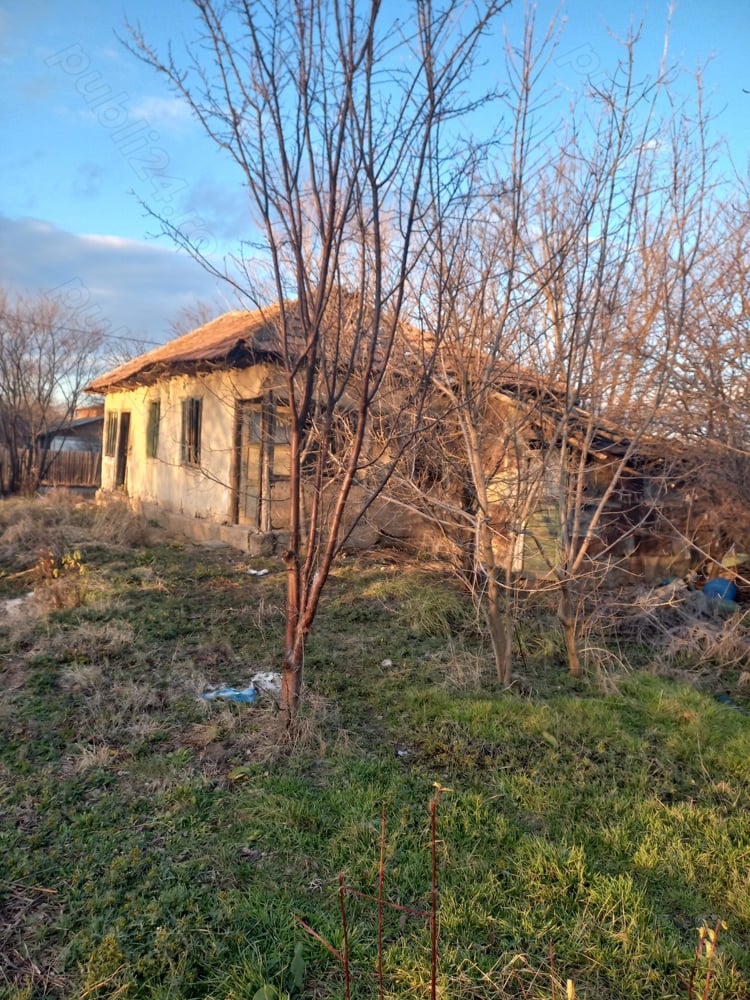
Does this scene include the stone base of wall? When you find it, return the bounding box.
[134,499,285,555]
[95,490,455,560]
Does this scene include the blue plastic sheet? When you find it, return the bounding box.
[201,685,258,704]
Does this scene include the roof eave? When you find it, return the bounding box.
[86,343,282,395]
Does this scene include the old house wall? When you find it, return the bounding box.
[100,365,274,521]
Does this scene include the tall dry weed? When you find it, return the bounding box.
[90,498,151,547]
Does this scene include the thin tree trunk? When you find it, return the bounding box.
[485,571,513,686]
[557,586,581,677]
[280,548,303,731]
[279,650,303,732]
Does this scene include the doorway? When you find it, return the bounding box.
[235,396,291,530]
[114,412,130,489]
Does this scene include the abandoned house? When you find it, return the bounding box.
[86,307,693,579]
[85,305,427,554]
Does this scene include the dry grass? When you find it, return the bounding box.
[66,742,122,774]
[428,637,490,691]
[0,492,150,571]
[592,584,750,703]
[196,686,352,770]
[3,497,749,999]
[0,883,67,998]
[89,498,152,547]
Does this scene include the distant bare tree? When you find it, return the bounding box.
[0,286,104,495]
[169,299,224,337]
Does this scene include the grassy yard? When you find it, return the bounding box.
[1,494,749,999]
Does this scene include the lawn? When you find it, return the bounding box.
[1,494,749,999]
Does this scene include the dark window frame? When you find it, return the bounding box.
[181,397,202,466]
[104,412,118,457]
[146,399,160,459]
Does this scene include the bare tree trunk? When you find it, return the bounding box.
[280,548,304,731]
[557,586,581,678]
[485,570,513,686]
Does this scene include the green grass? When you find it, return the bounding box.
[1,496,749,998]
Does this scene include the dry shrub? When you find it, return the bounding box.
[603,585,750,679]
[89,498,151,547]
[32,549,88,610]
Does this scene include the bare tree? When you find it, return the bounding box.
[651,181,750,567]
[169,299,225,337]
[396,13,559,686]
[515,28,715,675]
[0,286,104,495]
[127,0,507,727]
[402,15,717,681]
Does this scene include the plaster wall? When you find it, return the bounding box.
[100,365,275,522]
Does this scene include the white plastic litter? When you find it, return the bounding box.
[250,671,282,697]
[2,593,34,620]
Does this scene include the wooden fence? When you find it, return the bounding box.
[0,446,102,493]
[42,450,102,487]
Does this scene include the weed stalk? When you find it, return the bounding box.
[687,919,724,1000]
[430,784,451,1000]
[338,872,351,1000]
[378,801,386,1000]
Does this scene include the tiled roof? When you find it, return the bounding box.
[87,305,294,393]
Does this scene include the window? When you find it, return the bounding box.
[104,413,118,457]
[146,400,160,459]
[269,401,291,478]
[235,395,291,528]
[181,397,202,465]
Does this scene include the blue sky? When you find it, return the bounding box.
[2,0,749,351]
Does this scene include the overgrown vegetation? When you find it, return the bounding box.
[1,496,749,999]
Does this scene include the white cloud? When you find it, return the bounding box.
[0,215,232,345]
[129,94,193,129]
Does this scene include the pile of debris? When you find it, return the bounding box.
[595,576,750,694]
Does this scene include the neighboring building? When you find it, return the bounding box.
[36,405,105,454]
[415,372,695,583]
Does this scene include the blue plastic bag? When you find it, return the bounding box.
[201,685,258,704]
[703,578,738,602]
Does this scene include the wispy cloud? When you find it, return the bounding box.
[129,94,193,129]
[72,162,105,199]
